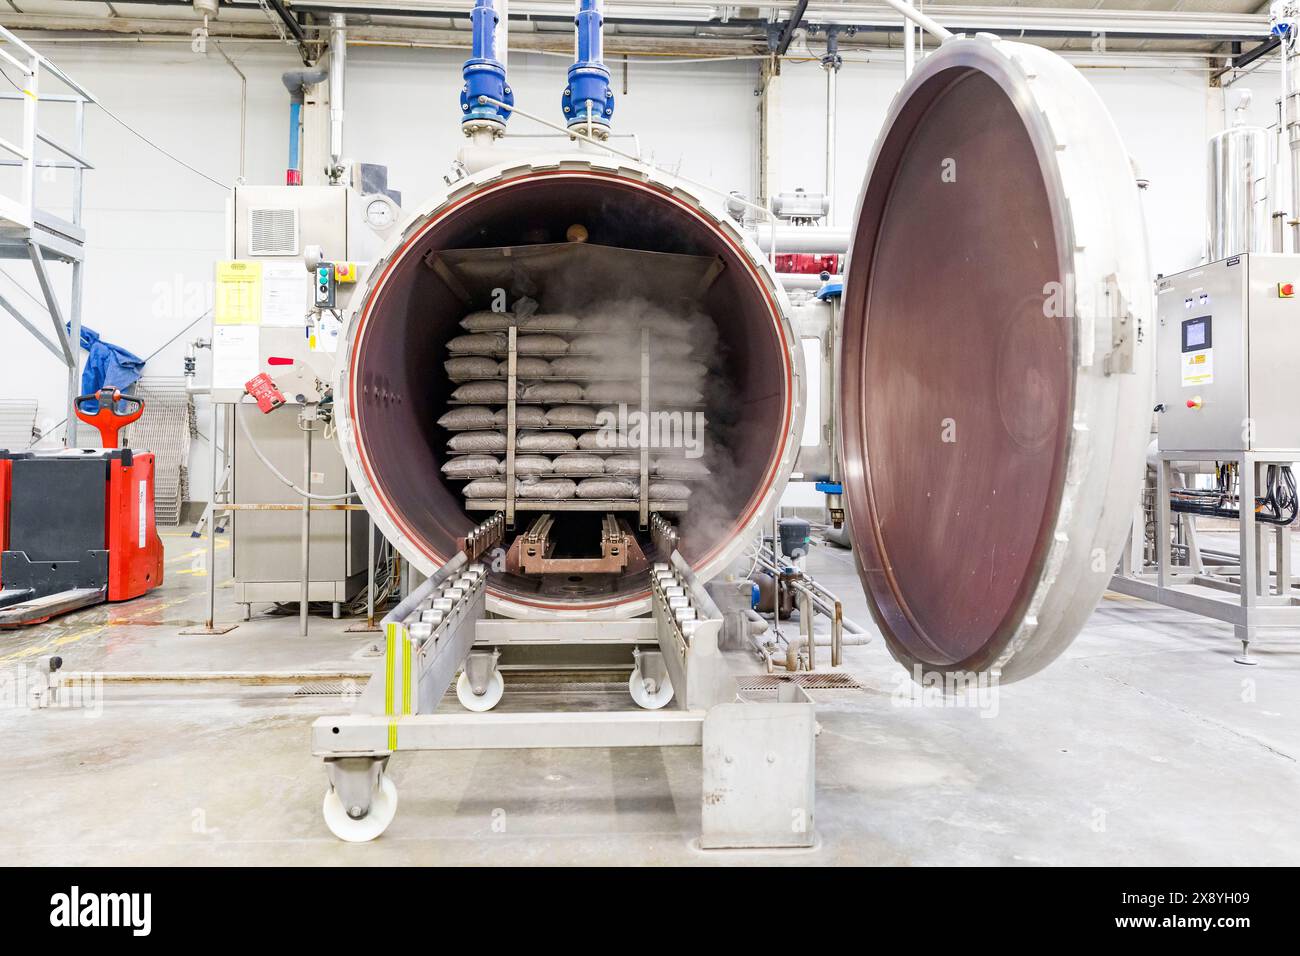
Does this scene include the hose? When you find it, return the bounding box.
[236,405,358,501]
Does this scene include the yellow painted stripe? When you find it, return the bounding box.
[0,624,105,664]
[402,633,412,715]
[388,721,398,750]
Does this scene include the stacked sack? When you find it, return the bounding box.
[439,307,711,504]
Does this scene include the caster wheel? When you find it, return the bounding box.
[456,669,504,712]
[629,668,674,710]
[322,775,397,843]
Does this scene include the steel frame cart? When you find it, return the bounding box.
[313,515,818,848]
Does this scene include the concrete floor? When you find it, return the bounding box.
[1,528,1297,865]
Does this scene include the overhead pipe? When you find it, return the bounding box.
[751,224,851,253]
[282,67,328,185]
[822,26,841,226]
[213,42,247,182]
[461,0,514,137]
[495,0,509,68]
[876,0,954,42]
[3,5,1271,46]
[328,13,347,181]
[774,0,811,55]
[563,0,614,138]
[267,0,312,62]
[903,16,916,76]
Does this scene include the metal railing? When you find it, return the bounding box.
[0,23,94,234]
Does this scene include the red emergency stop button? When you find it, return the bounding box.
[1280,282,1295,298]
[1187,396,1203,409]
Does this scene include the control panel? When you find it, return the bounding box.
[314,262,336,309]
[1156,253,1300,453]
[212,184,395,404]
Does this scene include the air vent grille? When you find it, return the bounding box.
[248,207,298,256]
[735,672,864,691]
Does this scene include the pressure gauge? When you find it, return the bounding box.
[365,198,395,229]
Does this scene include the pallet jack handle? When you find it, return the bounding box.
[74,387,144,449]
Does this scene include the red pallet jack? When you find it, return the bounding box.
[0,388,164,627]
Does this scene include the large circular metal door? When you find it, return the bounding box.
[839,36,1153,683]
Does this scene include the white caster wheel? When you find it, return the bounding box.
[456,669,504,712]
[629,668,674,710]
[322,775,398,843]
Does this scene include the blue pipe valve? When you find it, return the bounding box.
[460,0,513,134]
[562,0,614,134]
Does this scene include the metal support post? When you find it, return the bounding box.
[639,327,649,530]
[1233,457,1259,663]
[209,401,219,626]
[67,259,84,445]
[180,401,237,635]
[505,326,517,528]
[831,599,843,667]
[799,586,815,669]
[1156,458,1173,588]
[301,409,312,637]
[822,27,841,227]
[367,515,376,625]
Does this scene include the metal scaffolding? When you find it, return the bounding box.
[0,25,94,447]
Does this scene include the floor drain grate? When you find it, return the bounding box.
[735,672,864,691]
[293,680,361,697]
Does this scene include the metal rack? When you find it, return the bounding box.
[1111,451,1300,663]
[454,322,691,525]
[466,499,688,512]
[121,377,195,527]
[0,398,37,448]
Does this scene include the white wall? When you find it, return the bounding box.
[0,37,1230,504]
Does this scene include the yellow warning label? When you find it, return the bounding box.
[1181,348,1213,387]
[214,260,262,325]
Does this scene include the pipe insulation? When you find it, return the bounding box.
[328,13,346,175]
[749,225,851,254]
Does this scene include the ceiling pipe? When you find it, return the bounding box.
[266,0,312,62]
[877,0,953,42]
[822,26,841,226]
[222,1,1266,41]
[774,0,810,56]
[327,13,347,182]
[283,67,328,185]
[0,11,1273,49]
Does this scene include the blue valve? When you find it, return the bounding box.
[562,0,614,133]
[461,0,513,132]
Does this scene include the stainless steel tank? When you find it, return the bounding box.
[1207,125,1271,261]
[335,157,804,620]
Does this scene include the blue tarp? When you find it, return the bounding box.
[70,324,145,410]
